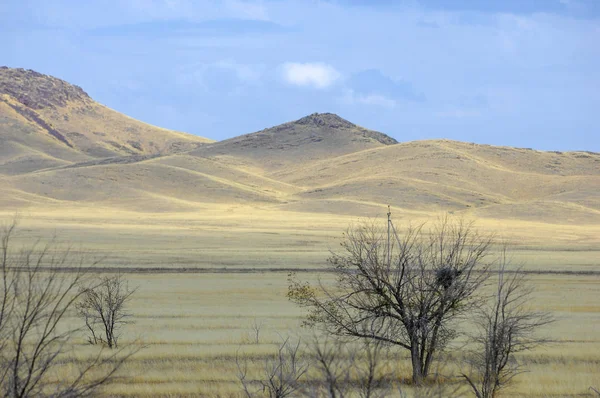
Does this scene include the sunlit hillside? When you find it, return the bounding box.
[2,69,599,228]
[1,68,599,259]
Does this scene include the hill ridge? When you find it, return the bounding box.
[295,112,356,128]
[192,111,398,172]
[1,67,598,226]
[0,66,212,166]
[0,66,91,110]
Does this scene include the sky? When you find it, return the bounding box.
[1,0,599,151]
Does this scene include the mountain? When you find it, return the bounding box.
[0,67,212,175]
[192,112,397,171]
[1,67,599,226]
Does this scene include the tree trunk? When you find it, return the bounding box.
[410,344,424,385]
[423,315,443,379]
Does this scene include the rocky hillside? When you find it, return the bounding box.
[193,112,397,171]
[0,66,91,110]
[0,67,212,172]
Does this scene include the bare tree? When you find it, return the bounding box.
[0,220,136,397]
[461,253,552,398]
[76,274,136,349]
[355,339,390,398]
[251,318,264,344]
[236,336,308,398]
[309,338,352,398]
[309,337,391,398]
[289,214,494,385]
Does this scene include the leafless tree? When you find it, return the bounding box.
[236,336,309,398]
[76,274,136,349]
[289,214,494,385]
[309,337,391,398]
[355,339,390,398]
[0,220,136,397]
[310,337,463,398]
[251,318,264,344]
[308,338,351,398]
[461,252,552,398]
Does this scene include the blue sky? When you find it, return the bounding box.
[2,0,599,151]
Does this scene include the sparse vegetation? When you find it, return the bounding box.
[0,210,596,396]
[289,215,494,385]
[461,252,553,397]
[0,221,134,397]
[236,336,308,398]
[76,274,136,348]
[308,337,393,398]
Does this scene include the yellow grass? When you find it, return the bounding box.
[59,272,596,397]
[3,68,599,396]
[1,208,597,397]
[2,207,599,271]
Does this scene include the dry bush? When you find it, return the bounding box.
[76,274,136,348]
[236,336,309,398]
[307,337,392,398]
[461,251,553,398]
[0,220,136,397]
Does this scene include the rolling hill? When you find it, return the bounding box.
[270,139,600,223]
[1,66,599,226]
[0,67,213,175]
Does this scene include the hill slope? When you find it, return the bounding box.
[1,67,599,225]
[192,112,397,171]
[0,67,212,175]
[271,139,600,223]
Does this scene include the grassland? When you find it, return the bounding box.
[62,272,599,397]
[2,68,599,396]
[2,208,599,397]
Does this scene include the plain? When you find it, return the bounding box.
[1,208,599,397]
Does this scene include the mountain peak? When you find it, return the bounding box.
[294,113,356,129]
[0,66,91,110]
[290,112,397,145]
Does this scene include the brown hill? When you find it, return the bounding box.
[0,67,212,175]
[1,68,599,226]
[270,139,600,223]
[191,112,397,171]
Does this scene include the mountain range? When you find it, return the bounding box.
[1,66,599,225]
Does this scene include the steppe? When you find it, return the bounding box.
[1,67,598,396]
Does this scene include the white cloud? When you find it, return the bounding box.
[281,62,340,89]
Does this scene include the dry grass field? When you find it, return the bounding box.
[50,271,599,397]
[2,208,599,397]
[1,68,599,396]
